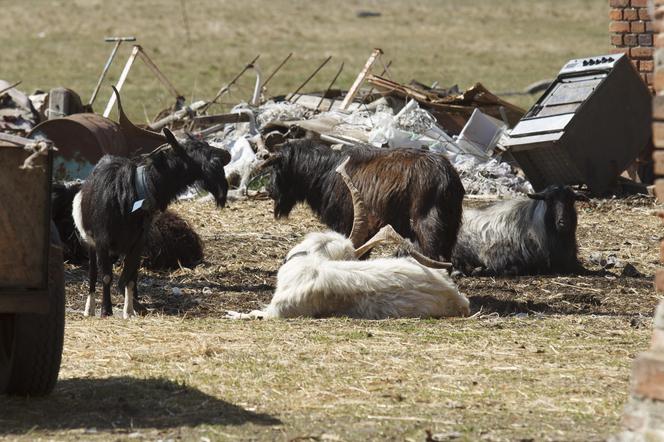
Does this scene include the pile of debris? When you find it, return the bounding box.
[6,45,649,198]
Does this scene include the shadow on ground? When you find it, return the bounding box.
[0,377,281,435]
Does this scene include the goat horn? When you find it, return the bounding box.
[335,157,368,249]
[354,225,453,269]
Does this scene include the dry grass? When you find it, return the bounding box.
[3,0,608,117]
[2,1,657,440]
[1,196,661,441]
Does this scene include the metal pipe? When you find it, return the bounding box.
[316,62,344,111]
[287,56,332,103]
[88,37,136,107]
[103,45,141,118]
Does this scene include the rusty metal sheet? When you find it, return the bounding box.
[29,93,166,181]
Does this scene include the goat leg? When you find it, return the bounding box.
[97,249,114,317]
[84,247,98,317]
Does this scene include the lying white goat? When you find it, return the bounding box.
[227,159,470,319]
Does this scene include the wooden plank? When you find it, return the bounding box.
[0,292,49,314]
[0,146,49,288]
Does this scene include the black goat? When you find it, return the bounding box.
[52,181,203,269]
[451,185,588,276]
[263,139,465,260]
[73,128,230,318]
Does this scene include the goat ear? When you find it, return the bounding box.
[256,152,281,171]
[162,128,187,157]
[527,192,545,200]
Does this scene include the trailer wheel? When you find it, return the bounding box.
[5,228,65,396]
[0,314,14,393]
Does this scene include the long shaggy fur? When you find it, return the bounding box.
[451,185,584,275]
[267,139,465,260]
[237,231,470,319]
[53,182,204,269]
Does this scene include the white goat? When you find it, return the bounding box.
[227,159,470,320]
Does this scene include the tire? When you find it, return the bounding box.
[4,226,65,396]
[0,314,14,393]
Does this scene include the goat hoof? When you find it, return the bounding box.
[122,311,135,320]
[100,310,113,318]
[133,301,148,315]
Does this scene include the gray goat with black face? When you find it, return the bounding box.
[451,185,588,276]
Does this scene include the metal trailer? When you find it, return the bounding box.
[0,134,65,396]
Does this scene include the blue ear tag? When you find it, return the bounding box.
[132,199,146,213]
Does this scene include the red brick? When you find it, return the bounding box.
[656,5,664,20]
[611,47,630,56]
[647,73,655,85]
[624,8,639,19]
[611,34,624,46]
[655,33,664,47]
[654,301,664,329]
[640,33,654,46]
[652,328,664,351]
[610,8,624,20]
[655,268,664,289]
[631,21,646,33]
[646,20,655,32]
[641,60,654,72]
[638,7,651,20]
[655,179,664,203]
[653,123,664,148]
[610,21,631,33]
[631,0,649,6]
[631,351,664,400]
[656,71,664,95]
[631,46,654,58]
[610,0,629,6]
[624,33,638,46]
[653,96,664,120]
[655,151,664,176]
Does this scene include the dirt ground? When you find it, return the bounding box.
[62,195,664,320]
[1,195,660,441]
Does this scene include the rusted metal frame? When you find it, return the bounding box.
[88,37,136,107]
[148,100,208,131]
[103,45,184,118]
[262,53,293,89]
[202,54,261,113]
[103,45,141,117]
[137,48,183,100]
[0,132,38,147]
[316,62,344,111]
[192,112,252,127]
[340,48,383,110]
[287,56,333,103]
[363,60,392,101]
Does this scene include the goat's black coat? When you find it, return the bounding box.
[267,139,465,260]
[451,185,587,276]
[52,182,203,269]
[76,130,230,316]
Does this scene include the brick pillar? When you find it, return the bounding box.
[610,0,655,88]
[612,2,664,440]
[613,304,664,440]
